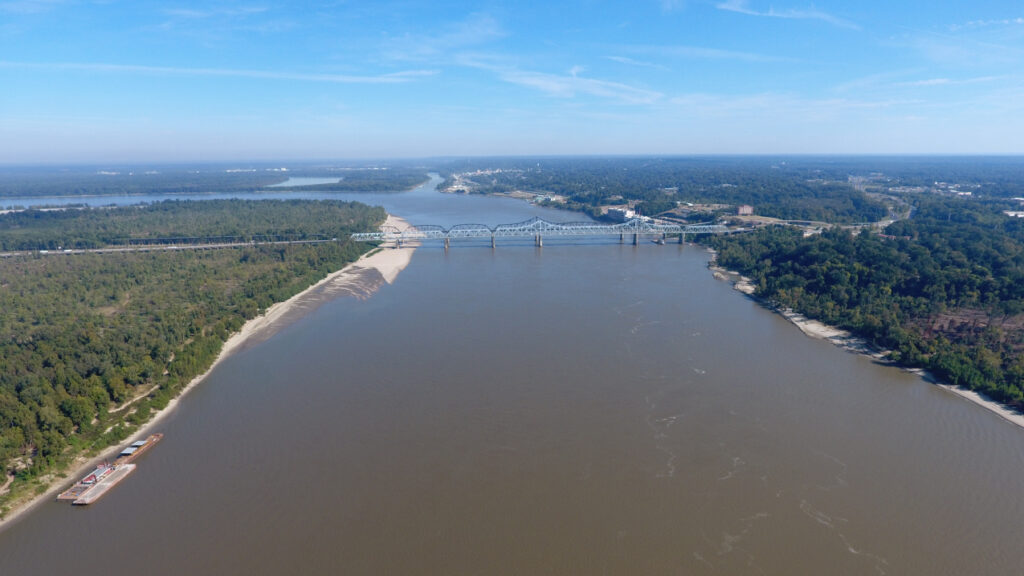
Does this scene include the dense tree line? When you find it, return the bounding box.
[0,199,385,250]
[0,200,384,514]
[439,157,888,223]
[802,156,1024,198]
[711,195,1024,408]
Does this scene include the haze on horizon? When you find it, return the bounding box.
[2,0,1023,164]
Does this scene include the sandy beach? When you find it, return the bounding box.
[708,252,1024,432]
[0,215,416,530]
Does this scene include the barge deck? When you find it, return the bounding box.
[72,464,135,505]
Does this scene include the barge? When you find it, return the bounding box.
[56,433,161,505]
[115,433,163,464]
[56,463,116,502]
[70,464,135,505]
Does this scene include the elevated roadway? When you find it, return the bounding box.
[352,217,730,247]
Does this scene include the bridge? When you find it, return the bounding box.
[351,217,729,248]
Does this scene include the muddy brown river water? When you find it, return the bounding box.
[1,177,1021,575]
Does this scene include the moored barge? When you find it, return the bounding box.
[115,433,163,464]
[56,433,161,505]
[70,464,135,505]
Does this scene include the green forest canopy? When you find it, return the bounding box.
[711,194,1024,408]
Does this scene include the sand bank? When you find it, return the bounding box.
[938,384,1024,429]
[708,252,1024,432]
[0,215,416,530]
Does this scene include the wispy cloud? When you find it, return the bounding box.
[383,13,505,62]
[501,69,663,104]
[833,70,1005,93]
[950,17,1024,31]
[832,69,924,93]
[0,61,437,84]
[162,6,270,19]
[154,4,292,36]
[0,0,63,14]
[897,28,1024,69]
[620,43,790,63]
[716,0,860,30]
[606,55,671,71]
[897,76,1002,87]
[669,92,918,119]
[460,58,662,104]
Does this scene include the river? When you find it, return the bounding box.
[1,176,1021,574]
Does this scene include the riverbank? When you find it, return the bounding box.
[0,215,416,531]
[708,250,1024,431]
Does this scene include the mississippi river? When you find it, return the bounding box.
[1,177,1022,574]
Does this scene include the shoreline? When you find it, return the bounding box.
[0,215,416,531]
[707,251,1024,431]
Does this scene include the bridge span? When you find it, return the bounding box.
[351,217,729,248]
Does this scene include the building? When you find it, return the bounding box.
[605,208,635,222]
[737,205,754,216]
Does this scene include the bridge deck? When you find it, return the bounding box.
[351,217,727,243]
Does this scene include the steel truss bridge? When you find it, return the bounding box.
[351,217,729,247]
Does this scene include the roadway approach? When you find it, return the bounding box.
[351,217,730,248]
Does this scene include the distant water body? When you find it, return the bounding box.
[1,176,1022,575]
[0,188,348,209]
[265,177,341,187]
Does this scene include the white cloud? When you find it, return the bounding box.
[716,0,860,30]
[897,76,1001,87]
[905,78,951,87]
[458,58,662,104]
[499,69,663,104]
[0,61,437,84]
[832,69,924,93]
[668,91,917,119]
[620,43,790,63]
[383,13,505,62]
[606,56,670,71]
[900,30,1024,69]
[162,6,270,19]
[950,17,1024,31]
[0,0,63,14]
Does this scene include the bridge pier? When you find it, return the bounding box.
[679,233,685,244]
[619,233,624,243]
[491,234,496,249]
[633,233,639,246]
[535,234,543,247]
[444,237,450,250]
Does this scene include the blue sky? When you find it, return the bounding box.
[2,0,1023,162]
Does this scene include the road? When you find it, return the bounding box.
[0,237,340,258]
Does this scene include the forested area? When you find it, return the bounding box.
[795,156,1024,198]
[0,199,383,250]
[440,157,888,223]
[711,195,1024,407]
[0,166,427,198]
[0,200,384,513]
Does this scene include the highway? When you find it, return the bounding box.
[0,237,340,258]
